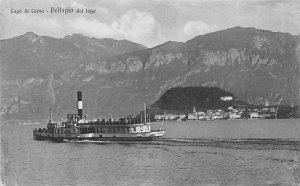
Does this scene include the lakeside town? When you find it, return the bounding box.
[154,96,298,121]
[2,95,298,125]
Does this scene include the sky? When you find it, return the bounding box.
[1,0,300,47]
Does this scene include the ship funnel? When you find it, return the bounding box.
[77,91,83,119]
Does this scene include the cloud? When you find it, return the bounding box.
[1,10,62,39]
[15,15,61,30]
[68,9,164,47]
[224,1,300,35]
[67,17,116,36]
[118,9,162,44]
[183,20,218,37]
[67,1,87,9]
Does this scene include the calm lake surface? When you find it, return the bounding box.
[1,119,300,186]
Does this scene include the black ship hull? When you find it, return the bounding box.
[33,130,165,142]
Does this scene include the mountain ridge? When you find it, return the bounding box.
[1,26,299,120]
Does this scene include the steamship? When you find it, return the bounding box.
[33,91,165,142]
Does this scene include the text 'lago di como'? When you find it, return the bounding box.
[11,7,96,14]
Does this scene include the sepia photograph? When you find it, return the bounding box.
[1,0,300,185]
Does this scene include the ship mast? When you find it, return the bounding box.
[49,108,52,123]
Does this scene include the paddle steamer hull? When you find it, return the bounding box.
[33,130,165,142]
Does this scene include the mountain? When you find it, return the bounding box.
[63,34,147,58]
[0,32,147,120]
[0,32,146,80]
[1,27,299,121]
[184,27,300,105]
[149,86,246,114]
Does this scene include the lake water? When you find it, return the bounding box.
[1,119,300,185]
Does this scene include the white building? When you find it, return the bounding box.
[167,114,178,120]
[195,111,206,116]
[220,96,233,101]
[188,114,197,120]
[250,112,259,119]
[229,112,242,119]
[228,106,234,111]
[155,114,165,120]
[178,114,186,120]
[198,115,211,120]
[211,114,224,120]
